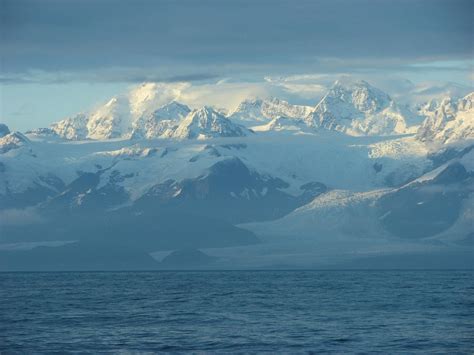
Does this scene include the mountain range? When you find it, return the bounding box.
[1,79,473,270]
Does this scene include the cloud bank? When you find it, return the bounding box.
[1,0,472,83]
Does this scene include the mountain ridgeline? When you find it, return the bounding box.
[1,79,473,270]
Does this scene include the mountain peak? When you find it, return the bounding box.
[187,106,226,124]
[166,100,189,108]
[50,113,89,140]
[325,79,392,114]
[87,95,132,140]
[130,100,191,140]
[199,105,218,114]
[172,106,249,139]
[229,97,312,126]
[0,131,30,154]
[417,92,474,144]
[306,80,410,136]
[150,101,191,119]
[458,92,474,111]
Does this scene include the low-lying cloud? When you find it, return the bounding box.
[0,208,44,227]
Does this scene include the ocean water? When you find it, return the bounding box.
[1,271,473,353]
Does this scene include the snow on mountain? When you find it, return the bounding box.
[134,156,322,224]
[87,82,188,140]
[3,119,472,269]
[49,82,188,141]
[228,97,313,126]
[131,120,177,140]
[306,79,417,136]
[51,99,190,141]
[86,96,133,140]
[172,106,251,139]
[6,81,472,207]
[131,101,191,139]
[24,128,61,142]
[244,144,474,242]
[49,79,469,141]
[252,116,310,133]
[0,128,430,211]
[127,82,187,118]
[243,188,389,242]
[50,82,254,141]
[417,99,443,116]
[149,101,191,121]
[417,93,474,144]
[0,131,66,208]
[0,132,30,154]
[458,93,474,111]
[4,79,474,270]
[51,113,89,140]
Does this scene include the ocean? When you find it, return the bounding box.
[1,270,473,352]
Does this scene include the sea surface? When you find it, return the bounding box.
[1,271,473,353]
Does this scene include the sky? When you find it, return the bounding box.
[1,0,473,131]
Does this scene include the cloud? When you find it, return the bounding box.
[124,72,473,113]
[0,68,220,85]
[264,75,335,101]
[2,57,472,87]
[0,208,43,227]
[1,0,472,81]
[121,80,273,112]
[467,70,474,82]
[122,76,335,112]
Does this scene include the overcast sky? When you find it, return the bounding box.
[1,0,473,130]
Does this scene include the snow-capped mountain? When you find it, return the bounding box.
[229,97,313,126]
[0,127,65,209]
[85,82,189,140]
[51,113,89,140]
[2,79,473,270]
[50,83,189,141]
[145,101,191,121]
[245,145,474,243]
[86,96,132,140]
[131,101,191,139]
[51,99,192,141]
[172,106,250,139]
[0,127,430,213]
[417,93,474,144]
[0,130,31,154]
[305,79,417,136]
[47,80,470,142]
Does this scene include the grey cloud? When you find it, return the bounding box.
[1,0,472,80]
[0,69,219,84]
[1,58,471,86]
